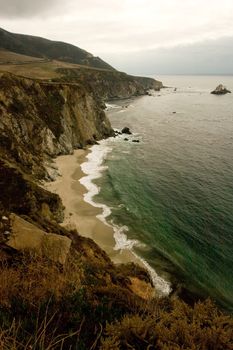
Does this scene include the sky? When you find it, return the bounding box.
[0,0,233,75]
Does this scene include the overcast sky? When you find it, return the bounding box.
[0,0,233,74]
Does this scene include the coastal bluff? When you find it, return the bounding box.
[0,37,232,348]
[0,70,156,295]
[55,67,163,100]
[0,72,114,179]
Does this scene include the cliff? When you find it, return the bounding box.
[0,70,162,348]
[55,67,163,100]
[0,72,113,178]
[0,71,232,349]
[0,28,163,103]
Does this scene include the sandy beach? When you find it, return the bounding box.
[45,149,140,265]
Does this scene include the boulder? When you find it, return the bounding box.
[124,138,129,141]
[132,139,140,143]
[211,84,231,95]
[121,127,132,134]
[5,214,71,265]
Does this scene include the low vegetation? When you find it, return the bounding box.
[0,251,232,349]
[0,36,232,349]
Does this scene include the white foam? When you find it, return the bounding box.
[131,252,172,296]
[79,139,171,296]
[105,103,120,111]
[80,141,112,209]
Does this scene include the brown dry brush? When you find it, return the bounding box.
[100,299,233,350]
[0,252,232,349]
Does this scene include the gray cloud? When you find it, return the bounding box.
[102,37,233,75]
[0,0,233,74]
[0,0,62,18]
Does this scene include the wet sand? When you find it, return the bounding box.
[45,149,140,265]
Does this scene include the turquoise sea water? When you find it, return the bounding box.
[87,76,233,312]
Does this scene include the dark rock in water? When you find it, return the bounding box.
[124,138,129,141]
[172,111,176,114]
[114,130,122,135]
[86,139,99,145]
[132,139,140,143]
[211,84,231,95]
[122,127,132,134]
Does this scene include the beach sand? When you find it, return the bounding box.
[45,149,140,265]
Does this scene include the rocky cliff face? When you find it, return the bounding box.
[55,68,163,100]
[0,72,113,178]
[0,72,156,331]
[0,71,114,243]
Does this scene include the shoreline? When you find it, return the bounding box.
[45,141,171,296]
[45,148,142,266]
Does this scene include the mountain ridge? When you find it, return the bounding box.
[0,27,114,70]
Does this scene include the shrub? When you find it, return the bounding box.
[100,299,233,350]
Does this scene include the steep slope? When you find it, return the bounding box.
[56,67,163,100]
[0,72,113,178]
[0,72,157,350]
[0,29,163,99]
[0,41,232,350]
[0,27,114,70]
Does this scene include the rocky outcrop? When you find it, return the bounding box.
[121,127,132,134]
[0,72,114,249]
[5,213,71,265]
[0,71,156,317]
[211,84,231,95]
[54,68,163,100]
[0,159,64,226]
[0,72,113,177]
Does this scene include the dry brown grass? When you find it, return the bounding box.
[0,312,81,350]
[0,49,43,64]
[0,250,83,308]
[100,298,233,350]
[0,250,232,349]
[0,49,111,81]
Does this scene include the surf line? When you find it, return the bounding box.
[79,139,171,296]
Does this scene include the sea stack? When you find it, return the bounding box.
[121,127,132,134]
[211,84,231,95]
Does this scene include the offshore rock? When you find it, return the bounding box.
[211,84,231,95]
[122,127,132,134]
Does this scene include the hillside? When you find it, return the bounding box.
[0,71,232,349]
[0,30,231,350]
[0,48,163,100]
[55,67,162,99]
[0,28,163,100]
[0,27,114,70]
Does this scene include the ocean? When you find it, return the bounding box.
[80,75,233,312]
